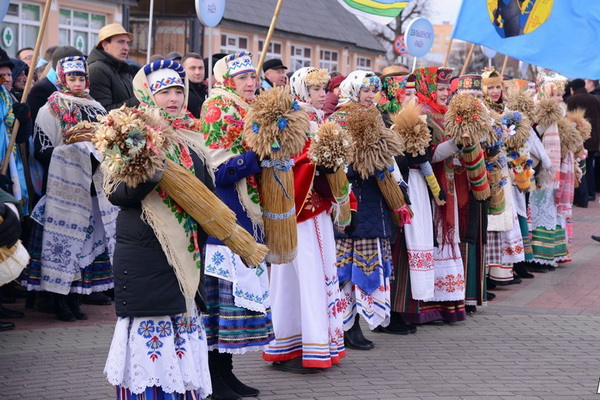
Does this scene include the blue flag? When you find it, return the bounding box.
[451,0,600,79]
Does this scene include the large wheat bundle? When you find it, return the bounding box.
[346,104,410,225]
[93,105,268,267]
[446,94,491,200]
[243,86,309,263]
[309,121,354,229]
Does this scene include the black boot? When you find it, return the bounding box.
[375,312,412,335]
[81,291,111,305]
[220,352,259,397]
[0,304,24,319]
[514,263,534,279]
[487,291,496,301]
[67,294,88,320]
[208,350,241,400]
[353,315,374,348]
[53,294,75,322]
[344,316,372,350]
[466,305,477,314]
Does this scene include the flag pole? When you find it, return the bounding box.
[1,0,52,175]
[256,0,285,74]
[442,37,453,67]
[460,43,476,76]
[146,0,155,64]
[500,54,509,76]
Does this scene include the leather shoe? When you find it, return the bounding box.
[272,358,320,374]
[81,292,112,305]
[592,235,600,243]
[0,321,15,331]
[0,304,24,319]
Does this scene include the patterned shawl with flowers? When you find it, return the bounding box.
[378,75,407,115]
[131,68,214,307]
[199,70,263,229]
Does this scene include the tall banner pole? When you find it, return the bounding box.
[208,27,213,96]
[196,0,226,96]
[442,37,453,67]
[460,43,476,76]
[1,0,52,175]
[500,54,509,76]
[256,0,285,74]
[146,0,155,64]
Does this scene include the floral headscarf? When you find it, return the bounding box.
[290,67,329,132]
[338,70,381,107]
[378,74,408,115]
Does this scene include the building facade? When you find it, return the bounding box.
[0,0,131,58]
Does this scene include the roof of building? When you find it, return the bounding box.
[221,0,385,54]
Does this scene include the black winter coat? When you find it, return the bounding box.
[567,88,600,154]
[27,77,56,122]
[88,48,139,112]
[187,81,207,119]
[109,152,212,317]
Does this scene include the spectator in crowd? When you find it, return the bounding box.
[167,51,183,62]
[0,55,13,92]
[88,23,139,111]
[149,54,165,62]
[16,47,34,68]
[323,74,345,119]
[10,59,28,101]
[260,58,287,91]
[182,52,207,118]
[567,78,600,207]
[27,46,83,123]
[0,188,25,331]
[585,79,600,101]
[203,53,227,88]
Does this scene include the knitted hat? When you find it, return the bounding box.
[327,74,345,92]
[59,56,87,75]
[458,74,482,93]
[0,47,14,69]
[51,46,83,69]
[213,51,255,82]
[143,59,186,93]
[436,67,453,85]
[10,58,28,80]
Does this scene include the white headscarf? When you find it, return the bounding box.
[338,70,381,106]
[290,67,319,104]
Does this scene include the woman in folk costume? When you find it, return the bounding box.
[104,60,212,399]
[326,70,399,348]
[400,66,467,324]
[528,80,568,269]
[22,56,117,322]
[263,67,348,371]
[377,65,408,125]
[477,72,528,288]
[199,52,273,399]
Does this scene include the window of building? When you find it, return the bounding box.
[0,2,40,57]
[290,45,311,71]
[220,34,248,54]
[258,40,282,61]
[319,49,338,72]
[59,8,107,54]
[356,56,372,71]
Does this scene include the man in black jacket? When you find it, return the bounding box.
[182,52,207,118]
[88,23,138,111]
[567,78,600,207]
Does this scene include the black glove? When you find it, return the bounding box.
[438,186,447,202]
[316,165,337,175]
[0,174,13,193]
[12,102,31,124]
[407,152,429,165]
[486,145,500,158]
[344,210,358,235]
[0,203,21,248]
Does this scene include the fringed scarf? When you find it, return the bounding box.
[199,72,263,231]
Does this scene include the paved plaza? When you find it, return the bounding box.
[2,202,600,399]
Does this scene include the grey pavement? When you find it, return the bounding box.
[2,204,600,399]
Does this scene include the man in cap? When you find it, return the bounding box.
[88,23,139,111]
[260,58,287,91]
[167,51,183,62]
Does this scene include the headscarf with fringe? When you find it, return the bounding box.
[337,70,381,107]
[128,61,215,311]
[290,67,327,133]
[200,53,263,230]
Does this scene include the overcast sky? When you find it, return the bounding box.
[427,0,462,25]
